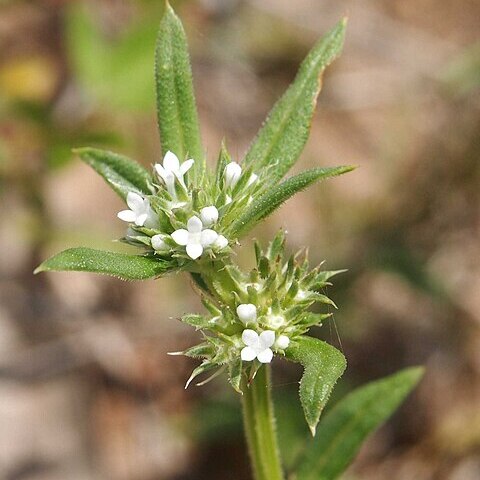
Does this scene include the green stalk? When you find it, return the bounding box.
[242,365,284,480]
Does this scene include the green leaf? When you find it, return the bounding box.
[34,247,175,280]
[75,147,152,200]
[243,19,347,184]
[181,314,211,330]
[297,367,424,480]
[229,166,354,237]
[286,336,346,435]
[155,2,204,182]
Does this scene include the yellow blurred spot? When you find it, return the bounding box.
[0,56,59,102]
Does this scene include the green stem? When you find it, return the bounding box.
[242,365,284,480]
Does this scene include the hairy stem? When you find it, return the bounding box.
[242,365,284,480]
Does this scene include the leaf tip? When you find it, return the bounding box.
[405,365,426,384]
[33,264,46,275]
[309,424,317,437]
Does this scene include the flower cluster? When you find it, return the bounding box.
[177,231,343,391]
[116,151,257,261]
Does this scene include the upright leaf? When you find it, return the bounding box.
[243,19,347,184]
[286,336,346,435]
[75,147,152,200]
[297,367,424,480]
[35,247,175,280]
[155,3,204,182]
[229,165,354,237]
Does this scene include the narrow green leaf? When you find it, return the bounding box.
[229,166,354,237]
[215,141,230,187]
[182,314,210,330]
[286,336,346,435]
[243,19,347,183]
[155,3,204,182]
[75,147,151,200]
[34,247,175,280]
[228,358,243,394]
[297,367,424,480]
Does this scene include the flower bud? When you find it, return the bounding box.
[247,173,258,186]
[200,206,219,226]
[276,334,290,350]
[236,303,257,324]
[224,162,242,189]
[151,234,168,251]
[214,235,228,250]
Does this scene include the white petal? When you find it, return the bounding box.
[259,330,275,348]
[200,206,219,226]
[187,216,203,233]
[151,234,167,251]
[135,213,147,226]
[224,162,242,188]
[200,229,218,247]
[242,329,259,347]
[126,192,144,212]
[237,304,257,324]
[179,159,194,175]
[117,210,136,222]
[247,173,258,186]
[257,348,273,364]
[163,151,180,171]
[171,229,189,245]
[276,335,290,350]
[214,235,228,249]
[154,163,165,177]
[144,209,158,229]
[186,243,203,259]
[241,346,257,362]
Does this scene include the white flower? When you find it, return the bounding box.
[237,304,257,324]
[275,335,290,350]
[117,192,157,227]
[171,216,218,260]
[200,206,219,227]
[151,234,168,252]
[154,151,194,196]
[214,234,229,250]
[241,329,275,363]
[224,162,242,189]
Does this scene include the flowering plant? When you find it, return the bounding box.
[36,4,423,479]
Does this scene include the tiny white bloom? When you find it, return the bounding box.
[275,334,290,350]
[154,151,194,196]
[171,216,218,260]
[200,206,219,227]
[241,329,275,363]
[247,173,258,186]
[224,162,242,189]
[237,304,257,324]
[117,192,157,227]
[151,234,168,252]
[214,234,229,250]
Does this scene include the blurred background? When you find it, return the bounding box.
[0,0,479,479]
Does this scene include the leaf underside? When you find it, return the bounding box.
[286,336,347,436]
[35,247,175,280]
[75,147,152,200]
[296,367,424,480]
[230,165,354,237]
